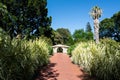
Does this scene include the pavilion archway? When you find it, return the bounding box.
[52,44,69,54]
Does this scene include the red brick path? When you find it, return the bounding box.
[35,53,93,80]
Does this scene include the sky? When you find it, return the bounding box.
[47,0,120,34]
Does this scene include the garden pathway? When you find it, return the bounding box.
[35,53,93,80]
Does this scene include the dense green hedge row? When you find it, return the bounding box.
[71,39,120,80]
[0,28,50,80]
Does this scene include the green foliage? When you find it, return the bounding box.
[0,0,53,40]
[73,29,85,42]
[99,18,115,38]
[112,11,120,41]
[0,2,8,16]
[67,44,77,57]
[48,45,53,55]
[0,28,49,80]
[52,30,63,44]
[73,29,93,42]
[56,28,73,45]
[71,39,120,80]
[100,11,120,41]
[112,11,120,29]
[86,22,92,32]
[66,36,74,46]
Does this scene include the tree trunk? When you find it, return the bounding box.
[94,19,99,44]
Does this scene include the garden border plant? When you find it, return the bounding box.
[71,39,120,80]
[0,28,50,80]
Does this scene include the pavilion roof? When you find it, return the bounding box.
[52,44,69,48]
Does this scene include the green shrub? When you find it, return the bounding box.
[0,28,49,80]
[71,39,120,80]
[48,45,53,55]
[67,44,77,56]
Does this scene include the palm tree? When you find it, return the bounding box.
[90,6,102,44]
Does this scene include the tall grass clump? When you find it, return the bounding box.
[71,39,120,80]
[0,28,49,80]
[67,44,77,57]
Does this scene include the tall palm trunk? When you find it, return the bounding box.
[90,6,102,44]
[94,19,99,44]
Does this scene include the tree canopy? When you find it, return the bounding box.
[99,18,114,38]
[73,29,93,42]
[99,11,120,41]
[52,28,73,45]
[0,0,52,39]
[52,30,63,45]
[56,28,72,44]
[86,22,92,32]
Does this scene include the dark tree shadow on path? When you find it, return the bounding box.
[34,63,59,80]
[77,69,96,80]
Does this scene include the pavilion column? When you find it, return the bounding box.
[62,47,68,53]
[53,47,58,54]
